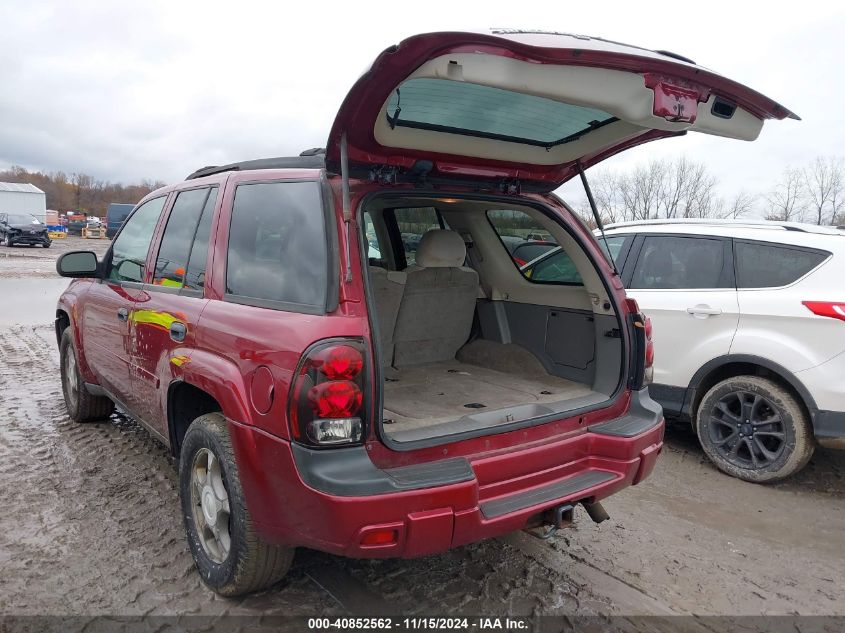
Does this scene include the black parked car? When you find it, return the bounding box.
[0,213,51,248]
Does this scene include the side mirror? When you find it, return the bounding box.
[56,251,100,278]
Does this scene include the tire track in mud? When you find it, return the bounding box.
[0,324,676,617]
[0,325,338,615]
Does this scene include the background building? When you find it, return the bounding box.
[0,182,47,222]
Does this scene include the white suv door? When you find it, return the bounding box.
[625,234,739,403]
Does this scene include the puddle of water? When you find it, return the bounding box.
[0,278,71,326]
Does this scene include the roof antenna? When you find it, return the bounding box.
[577,161,619,277]
[340,132,353,283]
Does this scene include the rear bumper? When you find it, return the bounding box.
[814,410,845,439]
[229,389,664,558]
[796,354,845,435]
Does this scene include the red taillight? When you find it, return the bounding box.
[289,340,367,447]
[514,257,527,267]
[803,301,845,323]
[313,344,364,380]
[360,529,398,546]
[644,315,653,341]
[308,381,363,418]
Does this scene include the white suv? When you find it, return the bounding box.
[523,219,845,481]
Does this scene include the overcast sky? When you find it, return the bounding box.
[1,1,843,209]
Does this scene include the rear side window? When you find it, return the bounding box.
[487,209,582,284]
[735,241,828,288]
[226,181,327,310]
[108,196,167,283]
[153,187,216,289]
[631,235,729,289]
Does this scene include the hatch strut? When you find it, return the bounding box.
[340,132,353,283]
[577,161,619,277]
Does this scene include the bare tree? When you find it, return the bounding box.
[656,157,720,219]
[765,167,805,222]
[616,160,666,220]
[582,157,724,222]
[803,156,844,225]
[720,190,757,219]
[589,169,628,224]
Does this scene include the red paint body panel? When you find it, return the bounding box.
[228,417,663,557]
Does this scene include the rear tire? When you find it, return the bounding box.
[60,329,114,422]
[180,413,294,596]
[42,242,51,248]
[695,376,814,482]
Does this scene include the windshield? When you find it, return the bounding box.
[5,214,40,224]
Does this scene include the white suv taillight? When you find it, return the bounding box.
[803,301,845,323]
[288,340,367,447]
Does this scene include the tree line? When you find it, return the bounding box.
[578,155,844,227]
[0,166,166,218]
[3,155,842,227]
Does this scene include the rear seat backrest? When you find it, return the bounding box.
[368,267,406,367]
[393,230,479,367]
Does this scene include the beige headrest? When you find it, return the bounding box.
[415,230,466,268]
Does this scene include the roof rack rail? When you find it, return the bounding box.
[185,152,326,180]
[603,218,844,235]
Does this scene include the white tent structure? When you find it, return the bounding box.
[0,182,47,223]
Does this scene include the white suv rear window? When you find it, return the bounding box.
[735,241,827,288]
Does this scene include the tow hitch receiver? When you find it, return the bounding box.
[524,503,574,540]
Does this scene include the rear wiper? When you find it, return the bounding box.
[577,161,620,277]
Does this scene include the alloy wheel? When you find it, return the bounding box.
[707,391,786,470]
[64,347,79,410]
[190,448,232,564]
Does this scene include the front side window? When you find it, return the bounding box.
[226,181,327,309]
[631,235,728,290]
[153,187,214,288]
[108,197,167,283]
[392,207,442,267]
[362,211,387,266]
[598,235,631,268]
[735,241,828,288]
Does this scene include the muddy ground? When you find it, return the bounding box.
[0,237,843,618]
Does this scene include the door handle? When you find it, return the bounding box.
[686,305,722,316]
[117,307,129,321]
[170,321,187,342]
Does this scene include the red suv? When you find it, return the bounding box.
[54,31,793,595]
